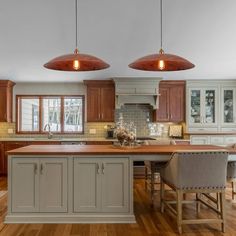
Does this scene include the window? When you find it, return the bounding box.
[17,95,84,134]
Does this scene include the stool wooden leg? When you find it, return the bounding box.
[217,193,221,211]
[145,166,148,191]
[196,193,201,213]
[160,180,165,213]
[150,170,155,207]
[220,190,226,233]
[177,190,183,234]
[232,181,236,200]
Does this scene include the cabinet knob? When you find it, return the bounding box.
[102,162,105,174]
[40,163,43,174]
[96,163,100,174]
[34,164,37,175]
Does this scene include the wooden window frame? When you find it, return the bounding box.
[16,95,85,134]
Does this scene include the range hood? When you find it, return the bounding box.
[113,77,162,109]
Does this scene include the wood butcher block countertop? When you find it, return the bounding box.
[7,144,235,156]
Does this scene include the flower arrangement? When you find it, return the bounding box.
[115,126,136,146]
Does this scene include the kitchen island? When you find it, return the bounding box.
[5,144,235,224]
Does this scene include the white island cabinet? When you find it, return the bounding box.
[7,154,134,224]
[11,157,68,213]
[8,144,232,224]
[74,157,129,213]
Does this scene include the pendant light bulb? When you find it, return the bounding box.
[73,60,80,70]
[158,60,165,70]
[73,48,80,70]
[158,48,165,70]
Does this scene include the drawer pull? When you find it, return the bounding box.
[40,163,43,174]
[102,163,105,174]
[96,163,100,174]
[34,164,37,175]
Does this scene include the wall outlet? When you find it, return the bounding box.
[89,129,96,134]
[8,128,14,134]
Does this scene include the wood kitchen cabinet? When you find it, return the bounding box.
[11,157,68,213]
[0,80,15,122]
[86,141,113,145]
[0,142,4,175]
[74,157,129,213]
[1,141,29,176]
[154,81,185,122]
[84,80,115,122]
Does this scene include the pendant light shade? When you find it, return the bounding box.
[44,0,109,72]
[44,50,110,71]
[129,0,194,72]
[129,51,195,71]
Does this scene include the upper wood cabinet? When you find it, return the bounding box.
[0,80,15,122]
[154,81,185,122]
[84,80,115,122]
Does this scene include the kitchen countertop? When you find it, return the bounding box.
[7,144,230,155]
[0,137,117,142]
[185,132,236,135]
[0,137,190,142]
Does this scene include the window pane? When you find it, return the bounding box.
[64,97,83,132]
[42,98,61,132]
[19,98,39,132]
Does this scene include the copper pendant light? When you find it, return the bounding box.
[129,0,195,71]
[44,0,110,71]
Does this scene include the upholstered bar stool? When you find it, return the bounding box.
[144,139,176,206]
[160,151,228,234]
[227,161,236,200]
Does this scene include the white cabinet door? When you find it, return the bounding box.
[74,158,101,212]
[221,87,236,127]
[203,88,218,126]
[225,136,236,145]
[12,158,39,212]
[187,87,218,131]
[190,136,209,145]
[40,158,68,212]
[188,88,202,126]
[210,136,224,145]
[101,158,129,213]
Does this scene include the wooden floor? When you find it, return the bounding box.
[0,177,236,236]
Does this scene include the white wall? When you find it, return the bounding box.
[0,0,236,82]
[13,82,86,122]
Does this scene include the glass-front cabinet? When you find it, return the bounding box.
[204,89,216,124]
[188,87,218,129]
[221,87,236,128]
[190,89,201,124]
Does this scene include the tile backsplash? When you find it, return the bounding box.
[0,123,16,137]
[115,104,152,137]
[0,122,114,138]
[0,104,185,138]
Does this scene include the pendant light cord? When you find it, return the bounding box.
[160,0,163,50]
[75,0,78,51]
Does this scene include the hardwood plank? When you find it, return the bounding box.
[0,178,236,235]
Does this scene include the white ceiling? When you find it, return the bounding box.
[0,0,236,82]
